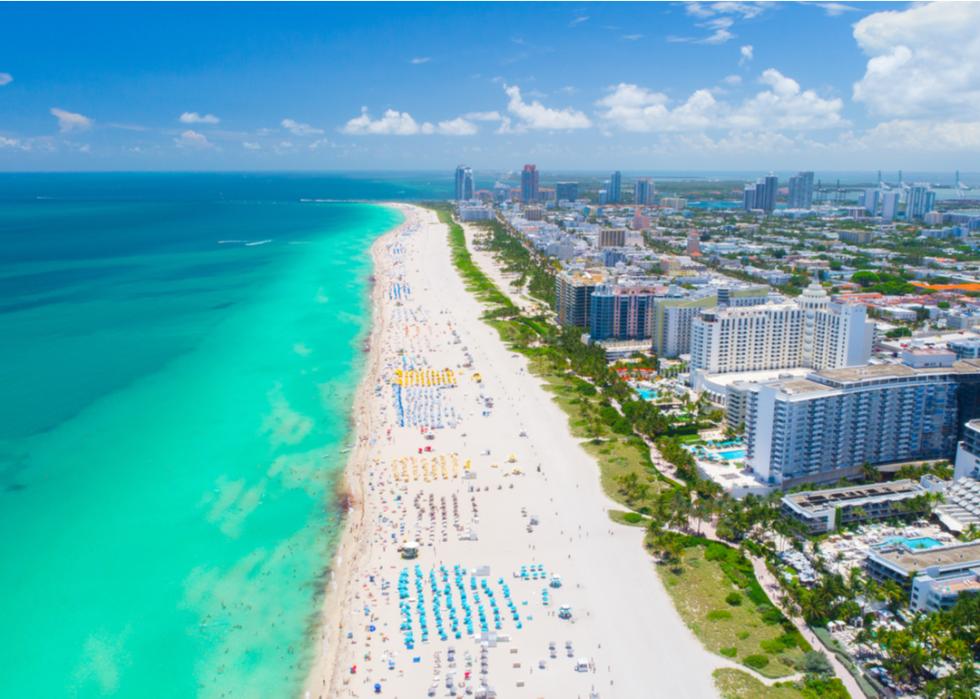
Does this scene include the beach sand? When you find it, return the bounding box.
[302,204,723,698]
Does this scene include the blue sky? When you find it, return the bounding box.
[1,1,978,171]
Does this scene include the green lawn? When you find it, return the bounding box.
[714,669,849,699]
[657,543,807,678]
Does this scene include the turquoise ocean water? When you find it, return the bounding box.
[0,174,443,697]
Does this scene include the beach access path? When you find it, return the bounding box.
[303,204,723,698]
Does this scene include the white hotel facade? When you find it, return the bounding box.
[690,282,874,378]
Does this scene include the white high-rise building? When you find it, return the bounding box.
[690,282,874,376]
[881,191,900,221]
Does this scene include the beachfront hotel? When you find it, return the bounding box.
[690,281,875,379]
[744,354,980,488]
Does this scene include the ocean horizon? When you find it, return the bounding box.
[0,174,421,697]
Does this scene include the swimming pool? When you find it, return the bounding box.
[718,449,746,461]
[888,536,943,550]
[636,388,658,401]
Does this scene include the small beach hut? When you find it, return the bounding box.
[401,541,419,560]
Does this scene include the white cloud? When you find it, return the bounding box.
[179,112,220,125]
[435,117,478,136]
[342,107,479,136]
[723,74,742,86]
[862,119,980,151]
[596,69,845,132]
[739,44,753,66]
[242,141,261,150]
[701,17,734,44]
[50,107,92,133]
[0,135,24,149]
[596,84,717,132]
[342,108,429,135]
[622,34,644,41]
[678,2,766,43]
[0,72,12,86]
[733,68,846,129]
[852,2,980,119]
[281,118,325,136]
[464,111,503,121]
[815,3,858,17]
[569,15,589,27]
[174,130,213,149]
[410,57,431,64]
[504,84,591,130]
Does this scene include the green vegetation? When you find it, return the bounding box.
[652,538,808,678]
[436,207,516,313]
[473,218,556,305]
[713,669,849,699]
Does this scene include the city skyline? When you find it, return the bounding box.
[3,2,980,171]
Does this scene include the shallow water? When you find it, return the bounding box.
[0,175,410,697]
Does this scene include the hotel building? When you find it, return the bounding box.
[690,282,874,377]
[744,355,980,487]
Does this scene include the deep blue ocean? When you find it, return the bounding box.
[0,173,447,698]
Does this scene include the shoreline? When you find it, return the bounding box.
[302,203,407,699]
[303,203,722,698]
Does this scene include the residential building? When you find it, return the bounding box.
[954,418,980,480]
[589,283,658,342]
[949,339,980,361]
[863,188,881,215]
[781,479,933,534]
[660,196,687,210]
[839,230,874,245]
[905,184,936,221]
[608,170,622,204]
[598,228,626,248]
[458,204,493,221]
[555,181,578,203]
[690,282,874,377]
[882,191,900,222]
[787,171,814,209]
[454,165,474,201]
[652,286,769,357]
[743,185,757,211]
[521,164,539,203]
[686,230,701,257]
[634,178,655,206]
[555,270,605,329]
[745,357,980,487]
[760,175,778,213]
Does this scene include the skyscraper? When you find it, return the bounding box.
[881,191,900,221]
[454,165,474,201]
[555,181,579,202]
[521,164,539,203]
[863,188,881,215]
[905,184,936,220]
[608,170,622,204]
[787,171,814,209]
[761,175,778,213]
[633,178,655,206]
[743,185,757,211]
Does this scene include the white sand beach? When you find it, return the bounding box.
[303,204,723,699]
